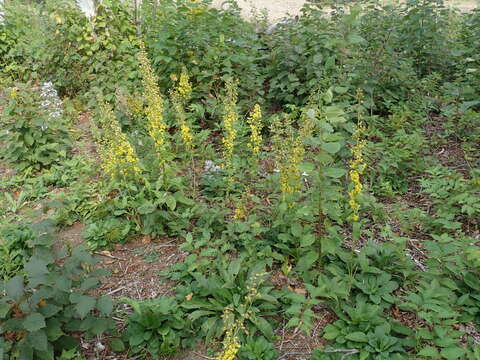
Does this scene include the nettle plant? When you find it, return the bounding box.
[0,220,116,359]
[0,82,71,171]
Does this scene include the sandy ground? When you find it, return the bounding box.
[211,0,307,21]
[211,0,478,21]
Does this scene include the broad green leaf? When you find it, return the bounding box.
[108,338,125,352]
[46,319,64,341]
[23,313,46,332]
[324,167,346,178]
[418,346,440,357]
[80,278,99,291]
[73,295,96,319]
[96,296,113,316]
[27,330,48,351]
[323,324,340,340]
[346,331,368,342]
[0,303,12,318]
[321,142,342,154]
[6,275,24,300]
[300,233,315,247]
[296,251,319,272]
[137,202,156,214]
[252,316,274,340]
[440,347,466,360]
[166,196,176,211]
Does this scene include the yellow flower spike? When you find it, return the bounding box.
[177,67,193,102]
[348,89,367,222]
[222,79,239,173]
[170,68,194,153]
[246,104,263,156]
[271,116,306,202]
[95,99,141,181]
[137,41,168,156]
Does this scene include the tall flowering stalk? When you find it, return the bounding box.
[271,116,306,201]
[216,272,268,360]
[222,78,239,174]
[170,68,197,197]
[216,308,241,360]
[348,89,367,222]
[138,42,168,157]
[95,98,141,181]
[246,104,263,156]
[221,79,239,194]
[170,68,194,152]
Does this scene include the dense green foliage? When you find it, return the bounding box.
[1,0,479,359]
[0,220,116,359]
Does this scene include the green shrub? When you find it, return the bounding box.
[141,0,265,116]
[0,82,71,171]
[41,0,140,102]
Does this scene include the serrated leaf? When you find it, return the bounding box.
[96,296,113,316]
[73,295,96,319]
[80,278,99,291]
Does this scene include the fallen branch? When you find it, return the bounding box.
[325,348,359,360]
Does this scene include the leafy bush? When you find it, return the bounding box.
[0,82,71,171]
[0,2,51,82]
[141,0,265,115]
[44,0,141,101]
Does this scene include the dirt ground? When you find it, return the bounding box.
[211,0,478,21]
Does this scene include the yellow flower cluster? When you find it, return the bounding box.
[138,42,167,152]
[271,116,305,200]
[177,67,193,101]
[216,272,268,360]
[217,309,241,360]
[171,68,194,152]
[127,95,145,119]
[233,190,250,220]
[96,100,141,180]
[246,104,263,156]
[348,90,367,222]
[116,89,144,119]
[222,79,239,171]
[234,205,246,221]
